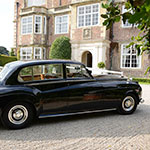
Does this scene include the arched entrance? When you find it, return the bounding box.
[82,51,92,67]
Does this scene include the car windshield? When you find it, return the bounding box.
[0,65,11,81]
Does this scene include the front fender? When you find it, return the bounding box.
[125,89,140,103]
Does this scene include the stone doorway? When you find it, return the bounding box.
[82,51,92,67]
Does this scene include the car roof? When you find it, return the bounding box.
[5,60,84,69]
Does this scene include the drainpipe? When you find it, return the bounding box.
[109,0,114,70]
[46,16,50,59]
[16,2,19,51]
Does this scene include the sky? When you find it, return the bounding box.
[0,1,14,51]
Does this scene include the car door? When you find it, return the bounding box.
[65,63,104,113]
[18,63,69,116]
[100,80,123,108]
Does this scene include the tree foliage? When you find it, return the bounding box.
[0,46,9,56]
[101,0,150,55]
[50,36,71,60]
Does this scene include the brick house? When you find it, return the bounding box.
[13,0,150,78]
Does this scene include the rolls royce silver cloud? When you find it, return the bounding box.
[0,60,143,129]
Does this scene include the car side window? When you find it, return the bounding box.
[66,64,90,79]
[19,66,33,82]
[18,64,63,82]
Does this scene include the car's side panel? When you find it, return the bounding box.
[25,79,69,116]
[66,79,121,113]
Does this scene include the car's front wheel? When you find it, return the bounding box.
[117,94,138,115]
[1,102,34,129]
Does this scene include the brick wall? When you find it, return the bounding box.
[53,0,71,8]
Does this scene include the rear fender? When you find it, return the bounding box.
[0,93,41,117]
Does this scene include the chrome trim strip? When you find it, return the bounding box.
[39,108,116,119]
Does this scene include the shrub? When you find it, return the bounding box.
[50,36,71,60]
[97,62,105,69]
[0,55,17,66]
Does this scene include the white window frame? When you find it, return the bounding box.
[27,0,45,7]
[120,44,141,69]
[77,3,100,28]
[34,15,42,34]
[122,5,132,28]
[20,47,32,60]
[34,47,42,60]
[55,15,69,34]
[21,16,33,35]
[44,16,47,34]
[43,48,46,59]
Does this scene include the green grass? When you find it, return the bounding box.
[139,82,150,85]
[133,78,150,85]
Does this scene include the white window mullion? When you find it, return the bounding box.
[44,16,47,34]
[91,5,93,26]
[34,15,42,34]
[34,47,42,60]
[27,0,45,7]
[129,53,131,68]
[20,47,32,60]
[21,16,33,35]
[121,44,141,69]
[55,15,68,34]
[122,6,132,28]
[43,48,46,59]
[77,3,99,28]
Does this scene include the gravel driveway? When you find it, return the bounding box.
[0,84,150,150]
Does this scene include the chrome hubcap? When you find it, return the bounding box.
[122,96,135,112]
[13,110,24,120]
[8,105,28,125]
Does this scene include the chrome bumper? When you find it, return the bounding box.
[140,98,144,103]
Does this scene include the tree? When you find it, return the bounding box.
[50,36,71,60]
[0,46,9,55]
[10,48,16,56]
[101,0,150,55]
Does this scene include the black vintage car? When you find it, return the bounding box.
[0,60,143,129]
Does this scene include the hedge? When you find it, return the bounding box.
[133,78,150,84]
[50,36,71,60]
[0,55,17,66]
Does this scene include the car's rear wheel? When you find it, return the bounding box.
[1,102,34,129]
[117,94,138,115]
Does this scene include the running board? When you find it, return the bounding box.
[39,108,116,119]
